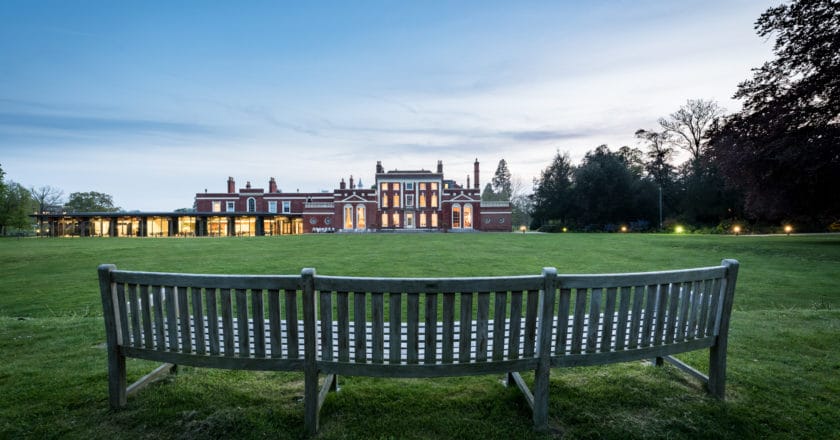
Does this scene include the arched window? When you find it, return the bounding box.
[344,205,353,229]
[247,197,256,213]
[452,204,462,229]
[381,212,388,227]
[431,193,438,208]
[392,193,400,208]
[356,205,366,229]
[463,204,473,229]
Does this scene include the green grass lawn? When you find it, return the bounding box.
[1,233,838,439]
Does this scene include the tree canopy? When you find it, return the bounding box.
[64,191,120,212]
[708,0,840,223]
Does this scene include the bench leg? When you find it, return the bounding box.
[106,348,126,408]
[304,370,319,435]
[532,363,551,431]
[708,343,727,399]
[653,356,664,367]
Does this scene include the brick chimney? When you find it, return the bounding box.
[376,161,384,174]
[227,177,235,193]
[473,158,480,189]
[269,177,277,193]
[340,178,346,190]
[436,160,443,174]
[349,175,355,189]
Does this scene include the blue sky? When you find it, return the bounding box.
[1,0,776,211]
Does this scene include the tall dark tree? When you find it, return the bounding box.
[491,159,513,200]
[708,0,840,223]
[659,99,725,163]
[530,151,575,228]
[65,191,120,212]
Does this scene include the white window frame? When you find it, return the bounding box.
[268,201,278,213]
[226,201,236,212]
[282,201,291,214]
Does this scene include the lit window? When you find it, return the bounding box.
[419,183,426,191]
[464,204,472,228]
[381,212,388,227]
[344,205,353,229]
[419,212,427,228]
[392,194,400,208]
[356,205,366,229]
[268,201,278,213]
[226,201,236,212]
[247,198,256,213]
[406,212,414,228]
[419,193,426,207]
[212,201,222,212]
[382,193,388,208]
[431,212,438,227]
[452,204,461,228]
[392,212,400,227]
[381,182,388,191]
[431,193,438,208]
[392,183,399,190]
[282,201,291,214]
[406,194,414,207]
[431,182,438,190]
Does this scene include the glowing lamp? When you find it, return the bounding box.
[620,225,628,233]
[733,225,741,235]
[519,225,527,234]
[675,225,684,234]
[784,225,793,235]
[562,227,568,233]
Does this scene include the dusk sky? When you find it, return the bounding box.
[1,0,777,211]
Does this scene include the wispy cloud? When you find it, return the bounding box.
[0,112,218,135]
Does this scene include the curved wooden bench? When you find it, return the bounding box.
[98,259,739,434]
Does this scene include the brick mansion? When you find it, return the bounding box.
[36,159,512,237]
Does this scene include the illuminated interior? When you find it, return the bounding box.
[356,205,366,229]
[208,216,228,236]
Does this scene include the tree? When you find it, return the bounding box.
[708,0,840,224]
[0,181,32,235]
[65,191,120,212]
[481,183,497,201]
[530,151,575,228]
[491,159,512,200]
[31,185,64,237]
[659,99,725,162]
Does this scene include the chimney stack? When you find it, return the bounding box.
[349,175,355,189]
[227,177,235,193]
[436,160,443,174]
[246,181,251,189]
[340,178,346,190]
[467,175,470,189]
[269,177,277,193]
[376,161,384,174]
[473,158,480,190]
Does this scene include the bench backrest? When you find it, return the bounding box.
[99,260,738,374]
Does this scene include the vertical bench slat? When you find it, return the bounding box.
[571,288,587,354]
[285,289,299,358]
[586,288,602,353]
[665,283,681,344]
[268,289,281,358]
[372,292,384,363]
[475,292,490,362]
[153,286,166,350]
[615,286,631,351]
[459,292,473,363]
[524,290,538,358]
[554,288,572,355]
[442,292,455,363]
[389,293,401,364]
[320,290,333,361]
[492,292,507,361]
[192,287,206,355]
[641,284,656,347]
[628,285,645,349]
[354,292,366,362]
[677,282,694,342]
[508,291,523,359]
[424,293,438,364]
[601,287,617,352]
[140,285,153,350]
[236,289,250,357]
[337,291,350,363]
[252,289,265,357]
[407,293,419,364]
[127,284,141,348]
[706,278,723,337]
[221,289,234,357]
[206,288,220,355]
[178,286,191,354]
[165,286,179,352]
[653,283,669,346]
[696,279,712,338]
[116,283,130,346]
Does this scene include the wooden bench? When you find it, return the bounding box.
[98,259,739,434]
